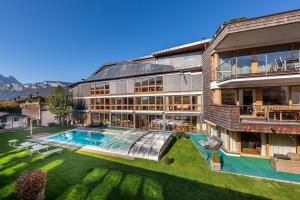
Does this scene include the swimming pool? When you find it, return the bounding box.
[46,130,115,147]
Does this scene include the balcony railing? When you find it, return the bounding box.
[90,104,201,112]
[217,50,300,81]
[240,105,300,123]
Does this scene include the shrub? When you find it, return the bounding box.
[163,156,175,165]
[48,122,57,127]
[0,124,5,129]
[175,132,189,140]
[211,150,220,163]
[16,170,47,200]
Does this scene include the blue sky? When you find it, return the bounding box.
[0,0,300,83]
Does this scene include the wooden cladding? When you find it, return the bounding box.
[82,73,202,97]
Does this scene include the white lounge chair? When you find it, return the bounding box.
[27,144,50,156]
[39,148,63,160]
[15,142,37,152]
[8,139,19,147]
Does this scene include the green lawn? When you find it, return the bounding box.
[1,127,300,200]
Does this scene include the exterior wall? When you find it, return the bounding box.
[156,51,203,69]
[41,111,58,126]
[269,134,297,156]
[73,73,203,98]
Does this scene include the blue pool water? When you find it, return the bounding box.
[46,130,115,147]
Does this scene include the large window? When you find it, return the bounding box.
[221,90,236,105]
[167,95,200,111]
[91,82,109,95]
[111,114,134,128]
[292,86,300,105]
[135,76,163,93]
[165,115,199,132]
[262,86,288,105]
[241,133,261,155]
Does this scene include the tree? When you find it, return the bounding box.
[47,86,73,124]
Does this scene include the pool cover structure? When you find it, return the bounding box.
[102,130,173,161]
[189,134,300,184]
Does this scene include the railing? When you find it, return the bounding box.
[90,104,201,112]
[240,105,300,123]
[217,50,300,81]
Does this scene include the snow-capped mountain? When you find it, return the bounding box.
[0,75,71,100]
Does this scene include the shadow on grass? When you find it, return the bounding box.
[1,150,269,200]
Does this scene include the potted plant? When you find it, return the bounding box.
[15,170,47,200]
[175,132,189,140]
[210,150,221,171]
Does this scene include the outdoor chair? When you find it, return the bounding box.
[15,142,38,152]
[38,148,63,160]
[8,139,19,147]
[199,136,222,150]
[27,144,50,156]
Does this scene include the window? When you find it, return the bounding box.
[183,96,190,104]
[192,96,197,104]
[221,90,236,105]
[156,76,163,85]
[1,117,7,123]
[292,86,300,105]
[149,96,155,104]
[175,96,181,104]
[13,117,19,122]
[263,86,288,105]
[91,82,109,95]
[135,76,164,93]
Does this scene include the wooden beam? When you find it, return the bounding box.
[255,88,263,105]
[266,134,270,158]
[297,135,300,155]
[236,132,241,153]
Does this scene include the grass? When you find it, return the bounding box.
[0,127,300,199]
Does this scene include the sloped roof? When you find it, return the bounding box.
[0,112,9,117]
[86,61,174,81]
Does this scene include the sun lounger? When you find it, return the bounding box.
[15,142,37,151]
[27,144,50,156]
[199,136,222,150]
[39,148,63,160]
[8,139,19,147]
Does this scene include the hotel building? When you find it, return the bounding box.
[71,39,210,132]
[203,9,300,157]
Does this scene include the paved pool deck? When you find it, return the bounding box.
[189,134,300,184]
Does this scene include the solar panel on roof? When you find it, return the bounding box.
[87,61,174,81]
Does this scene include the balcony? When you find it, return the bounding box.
[217,50,300,82]
[240,105,300,123]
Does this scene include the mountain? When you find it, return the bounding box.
[0,75,71,101]
[0,74,20,84]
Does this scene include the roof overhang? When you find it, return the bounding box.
[152,39,211,57]
[215,22,300,52]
